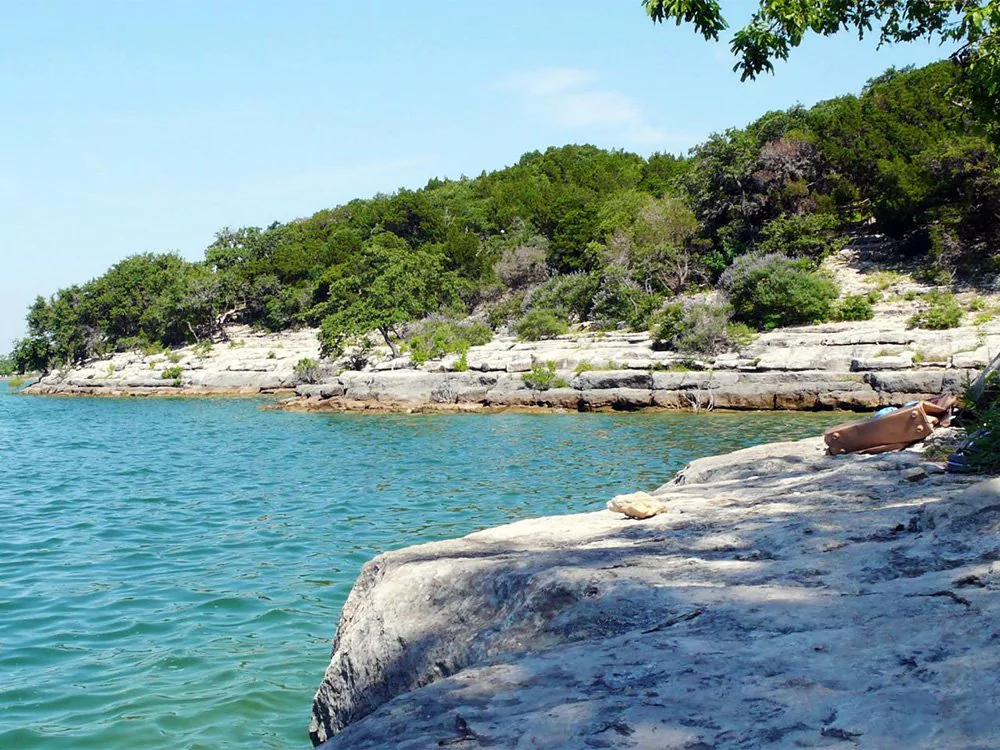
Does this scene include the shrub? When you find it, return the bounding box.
[514,309,569,341]
[453,351,469,372]
[405,319,492,365]
[726,321,757,347]
[573,360,595,375]
[650,300,738,355]
[908,291,964,329]
[588,268,662,331]
[961,372,1000,473]
[833,294,874,321]
[522,361,568,391]
[166,351,183,364]
[293,357,320,383]
[494,244,551,287]
[719,252,839,330]
[161,366,183,380]
[525,273,600,322]
[193,340,213,357]
[485,294,526,330]
[757,212,844,260]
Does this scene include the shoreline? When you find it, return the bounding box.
[308,434,1000,748]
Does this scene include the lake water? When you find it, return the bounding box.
[0,384,845,748]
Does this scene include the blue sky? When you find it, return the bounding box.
[0,1,955,351]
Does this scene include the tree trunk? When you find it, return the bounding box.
[379,327,400,358]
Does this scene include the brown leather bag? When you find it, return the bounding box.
[824,395,956,455]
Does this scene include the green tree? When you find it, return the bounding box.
[317,233,458,358]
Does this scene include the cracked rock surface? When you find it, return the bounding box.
[310,438,1000,749]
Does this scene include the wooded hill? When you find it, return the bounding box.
[11,61,999,373]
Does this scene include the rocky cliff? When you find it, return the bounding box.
[309,436,1000,749]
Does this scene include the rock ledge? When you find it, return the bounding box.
[310,437,1000,749]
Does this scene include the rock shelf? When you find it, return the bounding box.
[309,436,1000,749]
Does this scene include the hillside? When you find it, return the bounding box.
[9,61,999,376]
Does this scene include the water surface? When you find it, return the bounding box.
[0,385,844,748]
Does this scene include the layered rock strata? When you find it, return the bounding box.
[309,436,1000,749]
[22,311,1000,411]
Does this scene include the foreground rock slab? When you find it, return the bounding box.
[310,438,1000,749]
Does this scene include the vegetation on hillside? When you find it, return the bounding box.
[8,61,999,373]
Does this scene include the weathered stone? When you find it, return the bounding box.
[310,439,1000,749]
[571,370,653,390]
[865,371,945,394]
[606,491,668,519]
[651,370,739,391]
[851,354,915,371]
[295,383,346,399]
[578,388,652,410]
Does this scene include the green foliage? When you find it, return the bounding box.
[485,294,526,330]
[757,212,843,260]
[514,309,569,341]
[293,357,320,384]
[960,372,1000,473]
[522,361,569,391]
[908,290,965,329]
[16,60,998,374]
[161,366,183,381]
[526,273,600,323]
[720,253,839,330]
[453,351,470,372]
[317,234,459,359]
[833,294,875,322]
[643,0,1000,147]
[573,360,595,375]
[650,300,740,355]
[405,319,492,365]
[0,354,15,377]
[193,340,213,357]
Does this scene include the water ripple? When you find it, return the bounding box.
[0,384,842,747]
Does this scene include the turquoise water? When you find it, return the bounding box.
[0,385,844,748]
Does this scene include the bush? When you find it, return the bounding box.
[293,357,320,383]
[522,361,568,391]
[757,212,844,260]
[193,340,213,357]
[908,291,964,329]
[719,252,839,330]
[161,366,183,380]
[494,243,551,287]
[589,267,663,331]
[833,294,874,321]
[485,294,526,330]
[525,273,600,322]
[650,300,739,355]
[405,319,492,365]
[961,372,1000,473]
[514,309,569,341]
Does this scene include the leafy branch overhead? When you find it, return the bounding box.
[643,0,1000,139]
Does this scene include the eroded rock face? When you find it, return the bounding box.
[310,438,1000,749]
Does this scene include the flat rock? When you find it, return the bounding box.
[310,438,999,749]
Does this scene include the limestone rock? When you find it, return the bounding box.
[606,491,667,519]
[309,439,1000,748]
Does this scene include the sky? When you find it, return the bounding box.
[0,1,957,351]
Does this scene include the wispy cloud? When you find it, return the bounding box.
[498,66,685,147]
